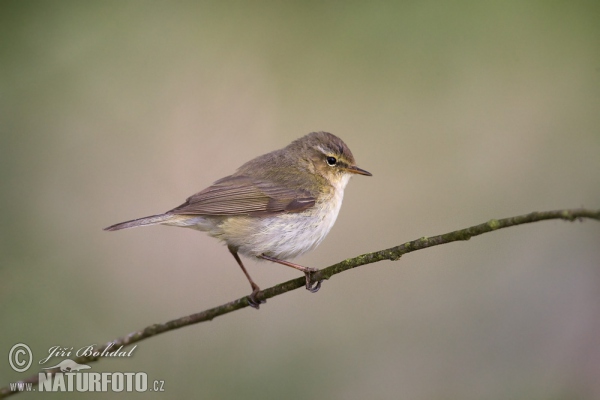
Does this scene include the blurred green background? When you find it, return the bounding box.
[1,1,599,399]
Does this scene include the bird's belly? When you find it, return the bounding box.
[220,194,344,260]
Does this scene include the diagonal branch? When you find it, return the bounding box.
[2,208,599,398]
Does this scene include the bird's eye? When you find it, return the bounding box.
[326,156,337,166]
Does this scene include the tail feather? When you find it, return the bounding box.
[104,213,172,231]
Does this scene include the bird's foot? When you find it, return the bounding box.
[304,268,323,293]
[247,287,266,309]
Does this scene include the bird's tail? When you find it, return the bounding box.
[104,213,173,231]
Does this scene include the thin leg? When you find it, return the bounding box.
[228,246,265,309]
[258,254,323,293]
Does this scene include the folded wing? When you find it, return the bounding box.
[169,175,315,216]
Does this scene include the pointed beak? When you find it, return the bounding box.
[345,165,372,176]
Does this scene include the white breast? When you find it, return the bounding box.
[228,174,352,260]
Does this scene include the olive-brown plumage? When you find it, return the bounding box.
[105,131,371,308]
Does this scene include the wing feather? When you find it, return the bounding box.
[169,175,315,216]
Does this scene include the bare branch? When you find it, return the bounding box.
[2,208,598,398]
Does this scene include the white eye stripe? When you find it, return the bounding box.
[316,145,332,155]
[316,145,339,166]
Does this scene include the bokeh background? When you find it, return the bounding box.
[1,1,599,399]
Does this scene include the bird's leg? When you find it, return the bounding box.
[258,254,323,293]
[228,246,265,309]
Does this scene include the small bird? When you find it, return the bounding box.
[105,131,371,308]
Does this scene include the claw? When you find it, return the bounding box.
[304,270,323,293]
[308,279,322,293]
[247,289,266,309]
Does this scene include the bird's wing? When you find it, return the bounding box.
[168,175,316,216]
